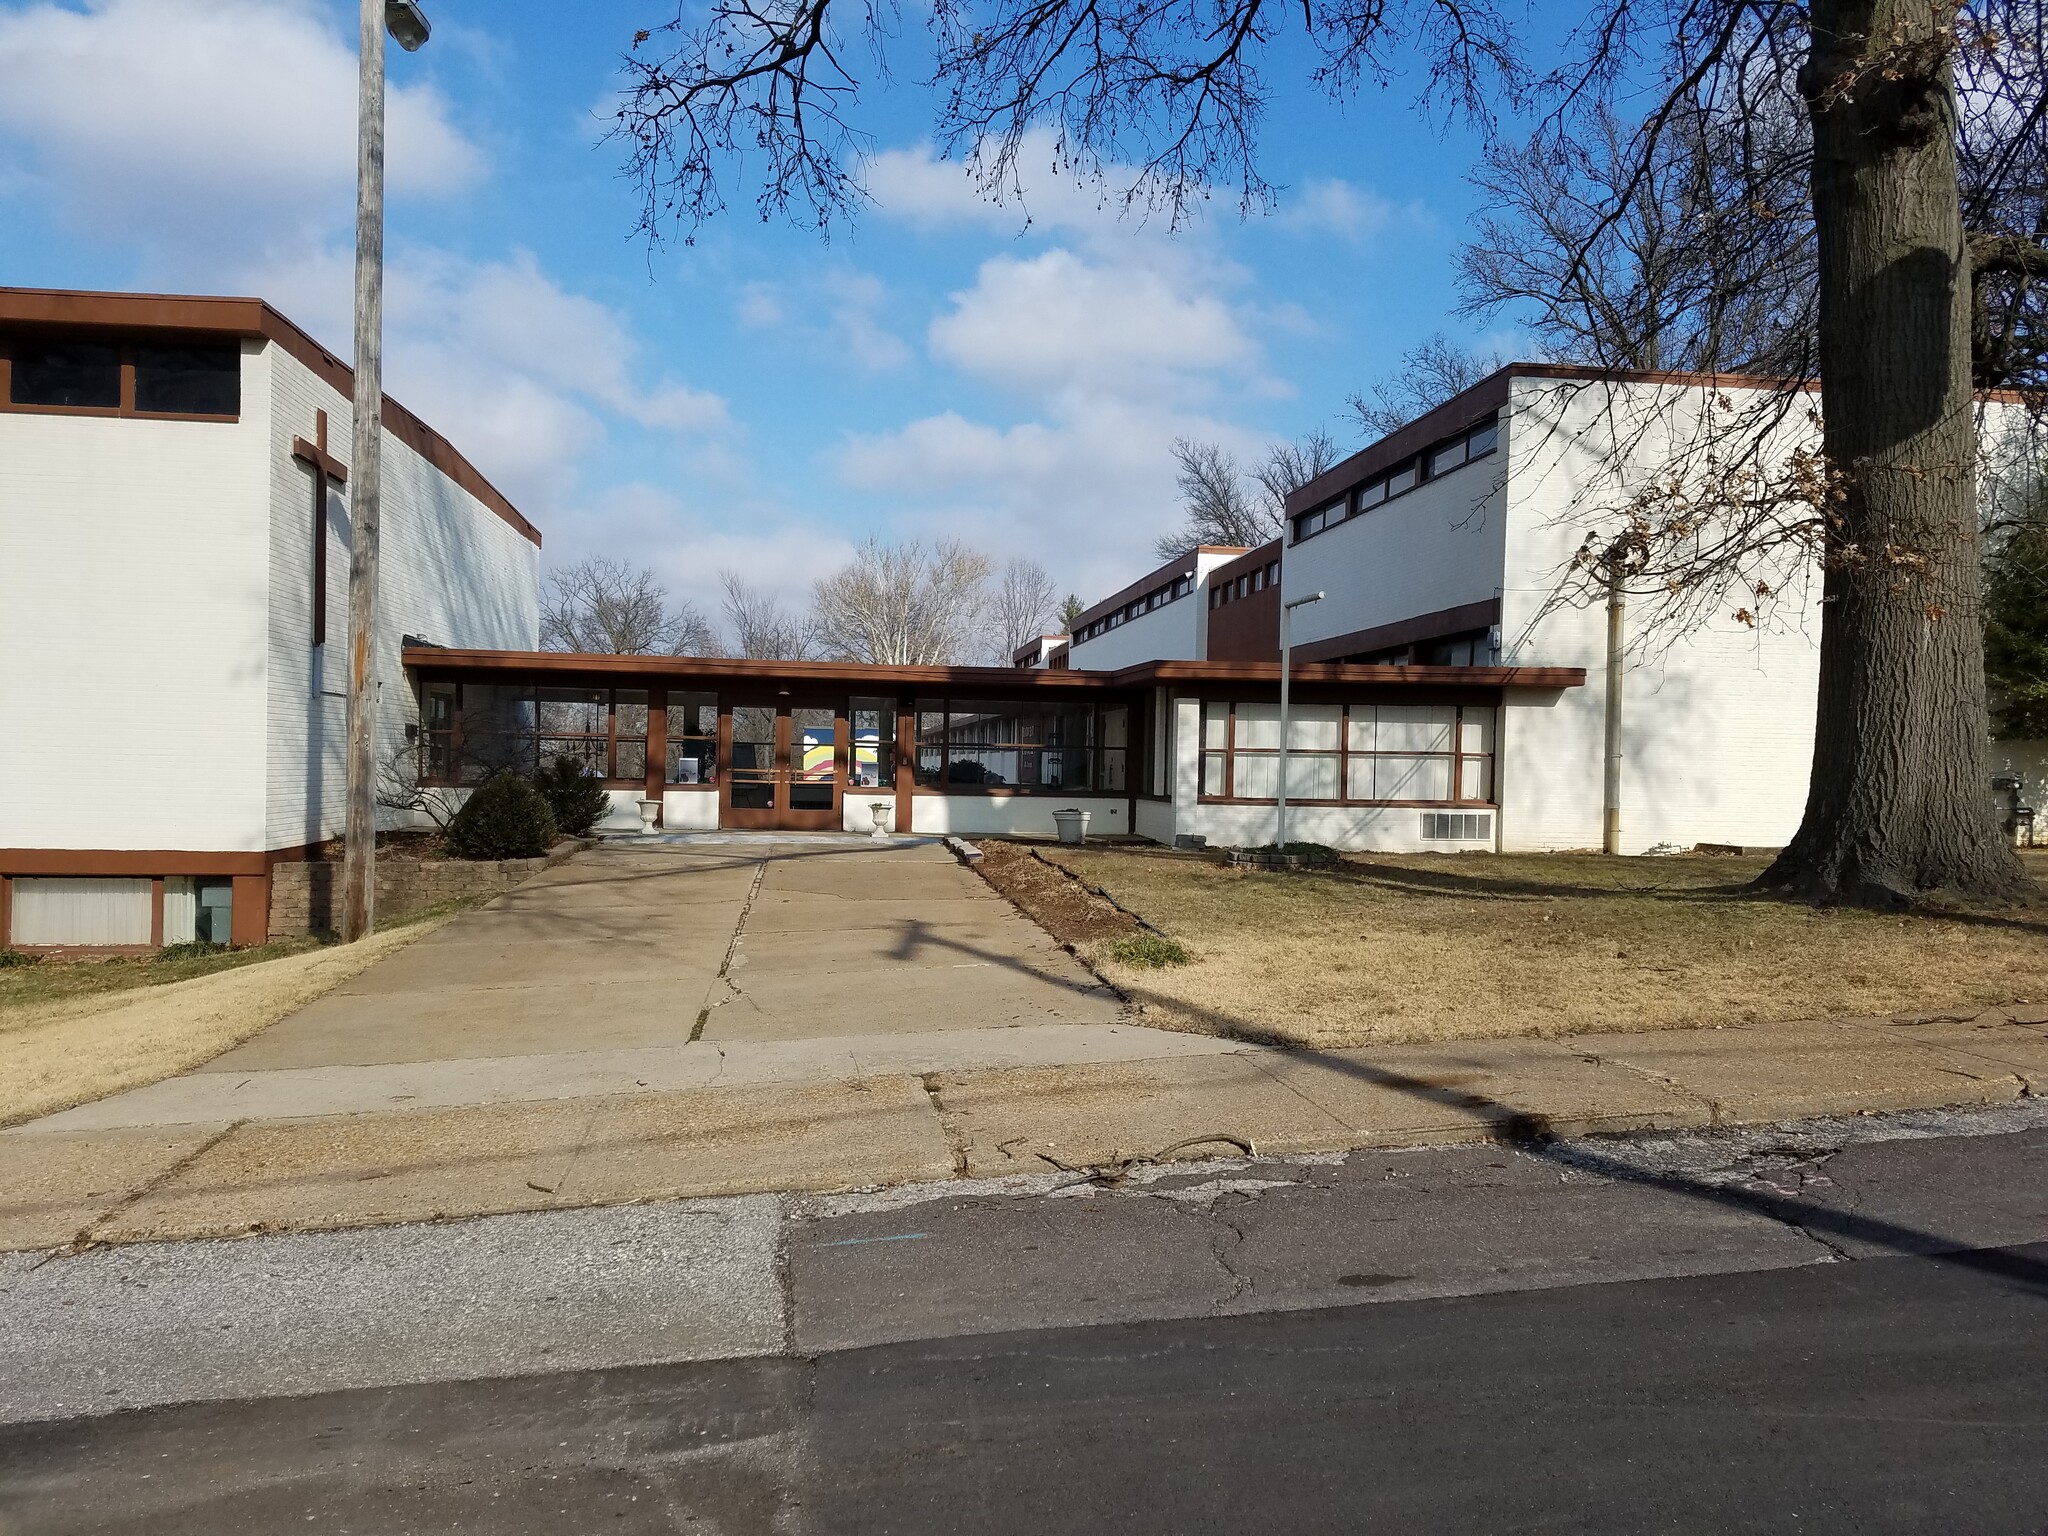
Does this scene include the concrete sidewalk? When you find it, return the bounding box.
[7,832,2046,1252]
[4,1004,2044,1252]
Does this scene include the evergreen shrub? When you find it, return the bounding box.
[446,772,558,860]
[534,757,611,838]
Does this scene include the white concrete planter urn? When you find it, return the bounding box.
[869,801,893,839]
[635,798,661,833]
[1053,808,1090,845]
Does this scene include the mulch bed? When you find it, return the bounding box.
[972,840,1141,947]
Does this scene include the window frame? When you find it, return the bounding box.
[911,697,1127,795]
[1196,698,1498,807]
[664,690,720,787]
[1290,413,1501,545]
[420,681,657,789]
[0,333,243,423]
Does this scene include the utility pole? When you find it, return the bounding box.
[1275,589,1325,852]
[341,0,430,942]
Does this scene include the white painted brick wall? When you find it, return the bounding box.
[1498,377,1821,852]
[264,347,540,849]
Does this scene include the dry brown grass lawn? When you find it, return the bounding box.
[1044,846,2048,1049]
[0,908,466,1128]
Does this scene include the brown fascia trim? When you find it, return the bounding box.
[1071,545,1248,632]
[1112,657,1582,689]
[1011,634,1069,664]
[1291,598,1503,666]
[406,648,1135,692]
[403,645,1585,692]
[0,848,273,876]
[1208,538,1282,583]
[1289,371,1515,516]
[1284,359,2042,519]
[0,287,541,548]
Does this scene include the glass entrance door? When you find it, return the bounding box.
[721,700,843,829]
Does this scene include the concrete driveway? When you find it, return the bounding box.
[31,835,1213,1131]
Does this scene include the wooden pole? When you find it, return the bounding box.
[341,0,385,943]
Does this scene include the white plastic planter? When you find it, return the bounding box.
[1053,808,1091,845]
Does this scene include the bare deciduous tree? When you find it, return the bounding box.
[1458,98,1815,377]
[811,538,991,665]
[540,556,715,655]
[1155,431,1339,558]
[986,556,1059,662]
[719,570,818,660]
[1349,333,1509,440]
[376,740,464,831]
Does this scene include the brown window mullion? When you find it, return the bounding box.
[118,347,136,416]
[1225,701,1236,799]
[1339,704,1351,806]
[1453,706,1467,804]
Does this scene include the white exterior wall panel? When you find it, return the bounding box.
[1067,550,1241,671]
[264,349,540,850]
[907,795,1132,838]
[1285,458,1508,651]
[1067,599,1199,672]
[0,343,273,852]
[1497,378,1820,852]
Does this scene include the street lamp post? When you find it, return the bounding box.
[341,0,430,943]
[1275,589,1325,852]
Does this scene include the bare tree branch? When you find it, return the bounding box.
[719,570,820,659]
[811,538,992,663]
[540,556,717,655]
[986,556,1061,661]
[1348,332,1508,438]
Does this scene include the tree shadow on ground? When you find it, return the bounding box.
[1102,988,2048,1295]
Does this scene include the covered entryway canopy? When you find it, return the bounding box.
[400,648,1583,842]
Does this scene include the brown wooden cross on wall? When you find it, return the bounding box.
[292,410,349,647]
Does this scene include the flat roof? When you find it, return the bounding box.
[403,646,1585,692]
[0,287,540,547]
[1071,546,1246,633]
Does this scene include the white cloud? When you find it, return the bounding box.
[867,136,1170,245]
[1277,178,1398,240]
[930,247,1263,400]
[734,268,910,374]
[839,141,1306,595]
[546,483,858,622]
[838,396,1268,599]
[0,0,481,257]
[236,244,731,515]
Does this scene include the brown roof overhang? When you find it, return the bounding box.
[403,646,1585,692]
[0,286,540,547]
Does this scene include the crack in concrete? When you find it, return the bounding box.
[68,1119,248,1254]
[919,1074,971,1179]
[1198,1198,1256,1312]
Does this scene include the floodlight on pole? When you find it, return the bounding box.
[385,0,431,50]
[341,0,428,943]
[1276,588,1325,854]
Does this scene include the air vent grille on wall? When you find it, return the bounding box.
[1421,811,1493,842]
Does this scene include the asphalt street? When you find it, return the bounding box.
[6,1103,2048,1533]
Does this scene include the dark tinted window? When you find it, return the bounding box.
[9,340,120,408]
[134,344,240,415]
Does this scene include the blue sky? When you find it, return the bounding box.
[0,0,1519,617]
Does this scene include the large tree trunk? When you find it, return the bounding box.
[1761,0,2026,907]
